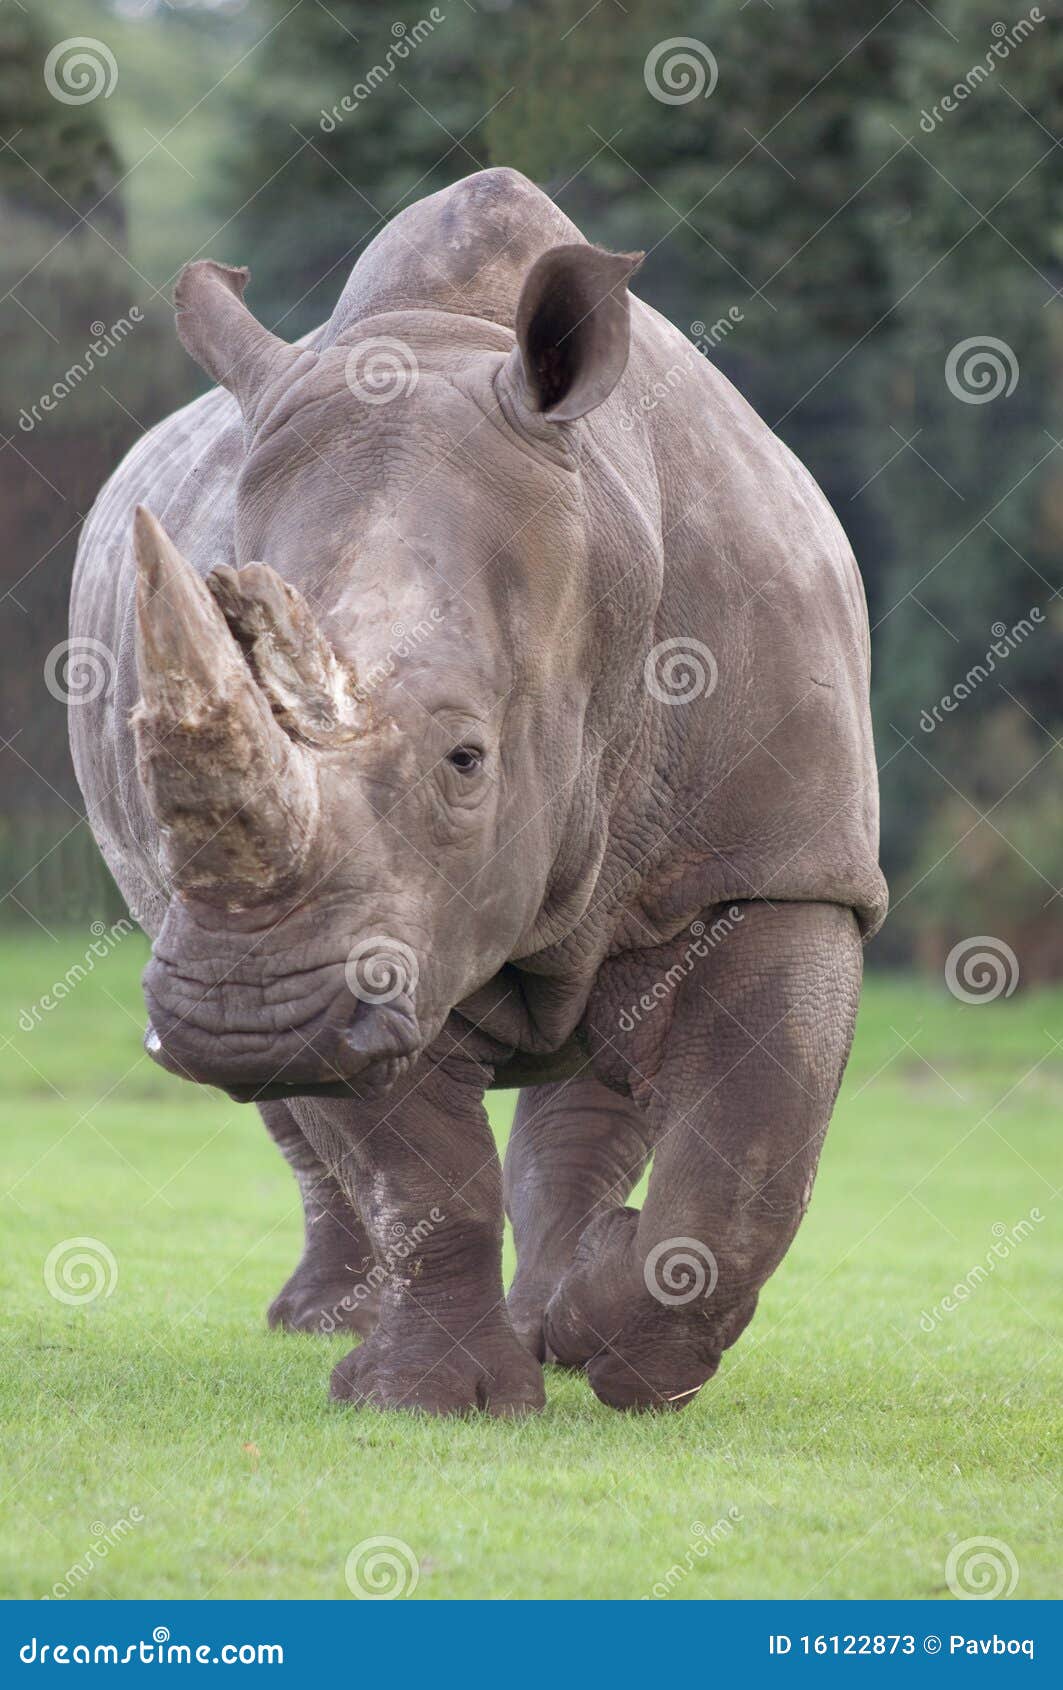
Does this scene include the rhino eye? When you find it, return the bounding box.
[447,745,483,774]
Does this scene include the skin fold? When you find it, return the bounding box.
[69,169,886,1413]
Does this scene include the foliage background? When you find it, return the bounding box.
[2,0,1061,973]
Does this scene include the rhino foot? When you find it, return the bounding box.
[330,1320,546,1417]
[268,1271,379,1338]
[542,1209,722,1412]
[505,1278,568,1367]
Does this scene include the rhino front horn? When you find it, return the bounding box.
[131,505,318,906]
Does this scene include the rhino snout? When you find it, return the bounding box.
[142,960,421,1100]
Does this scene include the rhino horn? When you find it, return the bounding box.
[174,261,315,437]
[207,562,365,748]
[131,505,318,905]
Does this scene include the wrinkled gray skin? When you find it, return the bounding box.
[70,169,886,1413]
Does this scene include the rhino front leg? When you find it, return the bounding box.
[504,1077,654,1360]
[291,1054,545,1416]
[259,1102,379,1337]
[545,902,862,1410]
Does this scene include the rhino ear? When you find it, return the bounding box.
[505,244,642,424]
[173,260,314,434]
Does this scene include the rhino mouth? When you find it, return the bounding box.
[143,1012,421,1102]
[142,955,423,1102]
[143,1035,416,1104]
[218,1075,397,1105]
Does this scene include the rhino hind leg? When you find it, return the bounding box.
[258,1101,380,1337]
[543,902,863,1410]
[503,1077,654,1361]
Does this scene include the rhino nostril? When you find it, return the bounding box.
[336,1004,417,1073]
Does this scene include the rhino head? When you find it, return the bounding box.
[135,245,645,1101]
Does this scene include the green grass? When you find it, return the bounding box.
[1,930,1059,1600]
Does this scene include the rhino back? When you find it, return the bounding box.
[592,293,886,943]
[322,168,580,340]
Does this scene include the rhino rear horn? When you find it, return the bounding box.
[174,261,315,436]
[207,563,364,748]
[131,506,318,905]
[504,244,643,424]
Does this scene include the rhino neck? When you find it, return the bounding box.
[454,963,596,1057]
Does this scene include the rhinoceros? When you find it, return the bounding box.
[69,168,886,1414]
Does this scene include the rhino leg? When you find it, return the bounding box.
[504,1077,654,1360]
[290,1053,546,1416]
[544,902,862,1410]
[259,1102,379,1337]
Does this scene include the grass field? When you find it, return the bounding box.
[0,929,1059,1601]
